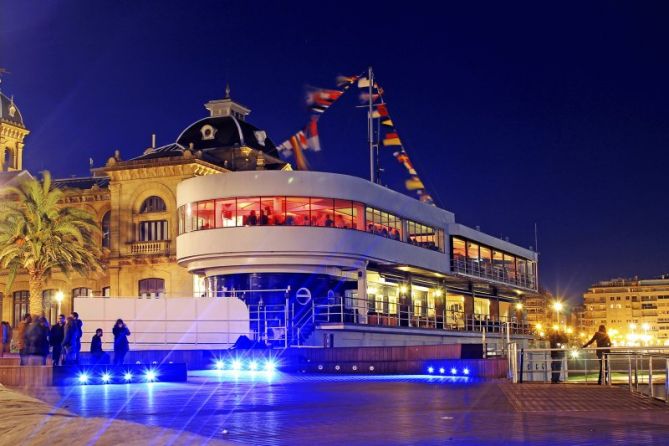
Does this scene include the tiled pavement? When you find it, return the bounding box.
[24,373,669,445]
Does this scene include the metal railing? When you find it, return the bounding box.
[514,346,669,402]
[451,258,537,290]
[314,295,532,335]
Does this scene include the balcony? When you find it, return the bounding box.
[450,259,537,291]
[131,240,171,255]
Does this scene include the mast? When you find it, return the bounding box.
[367,66,376,183]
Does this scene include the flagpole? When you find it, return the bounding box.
[368,66,375,184]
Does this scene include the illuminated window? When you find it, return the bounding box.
[42,289,59,325]
[215,198,237,227]
[140,196,166,213]
[238,197,261,226]
[196,200,215,230]
[452,237,466,262]
[334,199,354,229]
[311,198,334,227]
[261,197,286,225]
[139,220,168,241]
[286,197,310,226]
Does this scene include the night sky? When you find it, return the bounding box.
[2,1,668,302]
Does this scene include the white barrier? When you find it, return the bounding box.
[73,297,251,350]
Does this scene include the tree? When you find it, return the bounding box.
[0,171,102,316]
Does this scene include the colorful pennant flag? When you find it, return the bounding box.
[382,132,402,146]
[306,116,321,152]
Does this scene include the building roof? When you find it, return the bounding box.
[0,92,25,127]
[0,170,31,188]
[52,176,110,190]
[175,115,281,158]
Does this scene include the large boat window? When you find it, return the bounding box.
[450,235,537,289]
[177,196,445,253]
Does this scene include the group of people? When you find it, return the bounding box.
[549,324,612,384]
[5,313,132,366]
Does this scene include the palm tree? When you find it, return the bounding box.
[0,171,102,316]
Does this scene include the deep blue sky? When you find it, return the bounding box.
[2,1,668,302]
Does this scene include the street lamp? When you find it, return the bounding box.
[552,301,563,325]
[54,291,64,316]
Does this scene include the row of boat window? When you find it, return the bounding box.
[177,196,444,252]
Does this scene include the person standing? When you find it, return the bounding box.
[37,317,50,365]
[112,319,131,365]
[1,322,11,357]
[548,328,569,383]
[50,315,65,366]
[582,324,612,385]
[90,328,107,364]
[71,312,83,364]
[16,314,31,366]
[24,315,47,366]
[61,316,76,365]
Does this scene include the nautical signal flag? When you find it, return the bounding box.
[289,133,309,170]
[336,75,359,87]
[306,116,321,152]
[405,176,425,191]
[307,88,344,113]
[371,104,389,119]
[383,132,402,146]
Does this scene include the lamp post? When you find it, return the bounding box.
[552,301,563,326]
[54,291,64,317]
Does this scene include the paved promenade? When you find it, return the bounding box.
[18,372,669,445]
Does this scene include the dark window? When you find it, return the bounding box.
[139,220,168,241]
[102,286,111,297]
[72,287,91,298]
[101,211,111,248]
[140,196,167,213]
[13,290,29,327]
[139,278,165,297]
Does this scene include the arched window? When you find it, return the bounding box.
[139,278,165,297]
[101,211,111,248]
[3,148,13,171]
[140,196,166,213]
[72,287,91,298]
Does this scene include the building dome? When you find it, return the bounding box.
[0,92,25,127]
[176,115,280,159]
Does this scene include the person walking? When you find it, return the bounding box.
[71,312,83,364]
[16,314,31,366]
[61,316,76,365]
[112,319,131,365]
[1,322,11,357]
[24,315,47,366]
[582,324,612,384]
[548,327,569,383]
[50,315,65,366]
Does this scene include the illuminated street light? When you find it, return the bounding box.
[642,323,650,331]
[515,303,523,311]
[54,291,64,315]
[629,323,637,331]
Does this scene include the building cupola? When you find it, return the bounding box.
[204,84,251,121]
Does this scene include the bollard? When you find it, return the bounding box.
[628,355,633,392]
[607,354,612,386]
[635,355,639,392]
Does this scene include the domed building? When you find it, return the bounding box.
[0,91,30,179]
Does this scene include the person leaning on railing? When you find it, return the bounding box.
[582,324,612,385]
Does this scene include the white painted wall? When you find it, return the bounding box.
[74,297,250,351]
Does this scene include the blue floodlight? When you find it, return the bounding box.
[249,361,258,371]
[145,369,158,382]
[101,372,112,383]
[123,372,133,382]
[463,368,470,375]
[427,366,434,374]
[438,367,445,374]
[77,373,89,384]
[264,359,276,372]
[215,360,225,370]
[450,368,458,375]
[231,359,242,371]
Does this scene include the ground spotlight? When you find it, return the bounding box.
[145,369,158,382]
[249,361,258,371]
[123,372,133,382]
[78,373,89,384]
[450,368,457,375]
[439,367,445,374]
[231,359,242,371]
[264,360,276,372]
[215,360,225,370]
[463,368,470,375]
[101,372,112,383]
[427,367,434,374]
